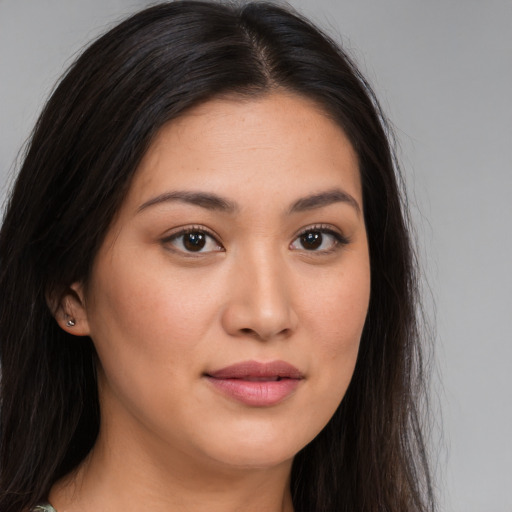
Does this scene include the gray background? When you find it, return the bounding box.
[1,1,511,510]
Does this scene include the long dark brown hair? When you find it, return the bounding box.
[0,2,435,511]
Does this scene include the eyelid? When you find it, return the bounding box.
[290,224,350,252]
[161,225,224,255]
[160,223,349,256]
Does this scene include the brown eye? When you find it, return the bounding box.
[300,231,323,250]
[165,228,223,254]
[290,227,348,253]
[183,232,206,251]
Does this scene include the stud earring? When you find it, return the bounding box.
[66,318,76,327]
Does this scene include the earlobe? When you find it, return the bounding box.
[48,282,91,336]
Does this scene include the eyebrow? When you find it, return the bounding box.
[137,191,238,213]
[137,188,361,215]
[288,189,361,215]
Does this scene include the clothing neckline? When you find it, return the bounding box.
[32,503,57,512]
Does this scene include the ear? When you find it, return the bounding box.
[48,282,91,336]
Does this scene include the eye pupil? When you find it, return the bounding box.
[183,232,206,251]
[301,231,322,250]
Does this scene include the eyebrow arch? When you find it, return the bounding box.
[288,189,361,215]
[137,191,238,214]
[137,188,361,216]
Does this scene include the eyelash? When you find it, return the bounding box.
[162,224,349,256]
[291,224,350,253]
[161,226,223,256]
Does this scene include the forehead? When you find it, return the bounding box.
[125,92,362,211]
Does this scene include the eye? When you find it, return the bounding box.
[290,226,348,252]
[163,228,223,254]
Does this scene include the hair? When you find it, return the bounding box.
[0,1,435,511]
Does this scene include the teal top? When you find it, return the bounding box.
[32,504,57,512]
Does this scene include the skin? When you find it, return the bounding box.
[52,92,371,512]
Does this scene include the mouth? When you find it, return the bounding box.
[204,360,304,407]
[235,376,283,381]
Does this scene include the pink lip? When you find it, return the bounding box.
[204,360,304,407]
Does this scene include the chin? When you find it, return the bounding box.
[209,448,296,471]
[195,426,308,471]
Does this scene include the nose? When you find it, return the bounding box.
[221,250,298,341]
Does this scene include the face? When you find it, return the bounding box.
[70,92,370,472]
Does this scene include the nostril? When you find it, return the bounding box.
[240,328,261,339]
[238,326,292,341]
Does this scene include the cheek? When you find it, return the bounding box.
[83,259,223,431]
[301,257,370,401]
[89,259,218,358]
[84,256,223,426]
[304,257,370,344]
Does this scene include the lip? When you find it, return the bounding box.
[204,360,304,407]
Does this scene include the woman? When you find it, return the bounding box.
[0,1,435,511]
